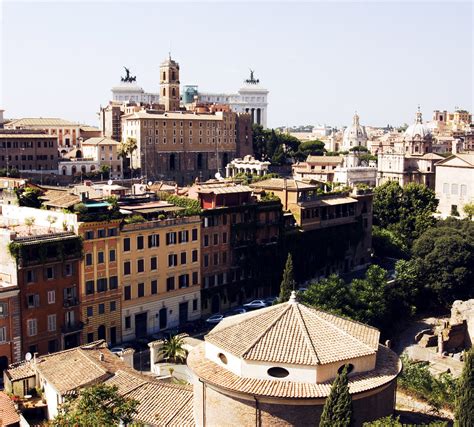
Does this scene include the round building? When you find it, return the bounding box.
[188,293,401,426]
[342,112,368,151]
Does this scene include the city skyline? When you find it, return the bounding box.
[1,1,472,128]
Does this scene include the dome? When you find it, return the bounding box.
[342,112,368,150]
[404,108,431,141]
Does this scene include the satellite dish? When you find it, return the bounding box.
[147,181,152,187]
[215,172,222,180]
[107,180,113,186]
[25,352,32,361]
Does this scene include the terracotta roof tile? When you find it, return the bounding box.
[188,344,400,399]
[206,302,379,366]
[5,361,35,381]
[0,391,20,426]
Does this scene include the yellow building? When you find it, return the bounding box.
[119,216,201,341]
[79,218,122,346]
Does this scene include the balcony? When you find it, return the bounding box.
[63,298,79,308]
[61,321,84,334]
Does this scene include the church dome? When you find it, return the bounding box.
[342,112,368,150]
[404,108,431,141]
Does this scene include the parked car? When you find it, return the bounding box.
[224,307,247,317]
[206,314,224,324]
[243,300,268,310]
[264,296,278,306]
[110,346,128,355]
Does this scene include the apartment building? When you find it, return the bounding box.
[0,130,58,173]
[0,283,21,374]
[79,218,122,346]
[120,216,201,341]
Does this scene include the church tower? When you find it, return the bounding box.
[160,55,180,111]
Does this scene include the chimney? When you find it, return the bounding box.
[99,352,105,361]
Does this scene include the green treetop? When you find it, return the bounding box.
[319,365,353,427]
[455,347,474,426]
[279,253,295,302]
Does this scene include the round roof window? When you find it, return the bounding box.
[267,367,289,378]
[218,353,228,365]
[338,363,354,375]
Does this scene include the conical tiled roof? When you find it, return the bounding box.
[206,300,379,366]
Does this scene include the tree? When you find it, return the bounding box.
[412,222,474,306]
[319,365,352,427]
[301,275,350,315]
[118,137,138,177]
[279,253,295,302]
[463,202,474,220]
[46,215,56,232]
[294,139,326,161]
[160,334,187,364]
[455,347,474,426]
[15,187,43,208]
[51,383,138,426]
[24,217,35,235]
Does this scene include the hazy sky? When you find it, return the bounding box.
[1,1,472,129]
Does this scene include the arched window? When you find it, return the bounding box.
[71,166,77,175]
[62,166,67,176]
[171,71,176,80]
[81,166,87,174]
[267,367,289,378]
[169,154,176,171]
[90,165,96,171]
[172,88,176,97]
[76,150,82,159]
[162,71,166,80]
[163,88,166,96]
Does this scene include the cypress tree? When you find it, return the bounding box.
[279,253,295,302]
[455,347,474,426]
[319,365,352,427]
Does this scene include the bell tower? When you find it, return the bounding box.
[160,55,180,111]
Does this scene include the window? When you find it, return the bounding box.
[168,254,178,267]
[123,238,131,252]
[138,283,145,298]
[213,234,219,245]
[27,294,39,308]
[124,286,131,300]
[108,249,116,263]
[85,305,93,317]
[204,254,209,267]
[27,319,37,337]
[192,228,198,241]
[46,267,54,280]
[137,259,144,273]
[98,251,104,264]
[86,253,93,266]
[166,277,175,291]
[338,364,354,374]
[222,251,227,264]
[179,274,189,288]
[125,316,131,329]
[98,303,105,314]
[137,236,144,250]
[148,234,159,248]
[124,261,131,275]
[85,230,94,240]
[108,228,117,237]
[192,299,198,311]
[192,271,198,285]
[461,184,467,196]
[218,353,228,364]
[151,280,158,294]
[0,327,6,343]
[97,278,108,293]
[87,333,94,343]
[166,232,177,245]
[47,290,55,304]
[86,280,94,295]
[26,270,35,283]
[192,249,198,262]
[180,252,187,265]
[64,263,72,276]
[451,184,459,195]
[223,232,227,244]
[150,256,158,271]
[214,253,219,265]
[47,314,56,332]
[0,303,7,317]
[97,229,106,238]
[110,301,116,312]
[204,235,209,247]
[179,230,189,243]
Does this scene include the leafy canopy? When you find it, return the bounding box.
[51,383,139,426]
